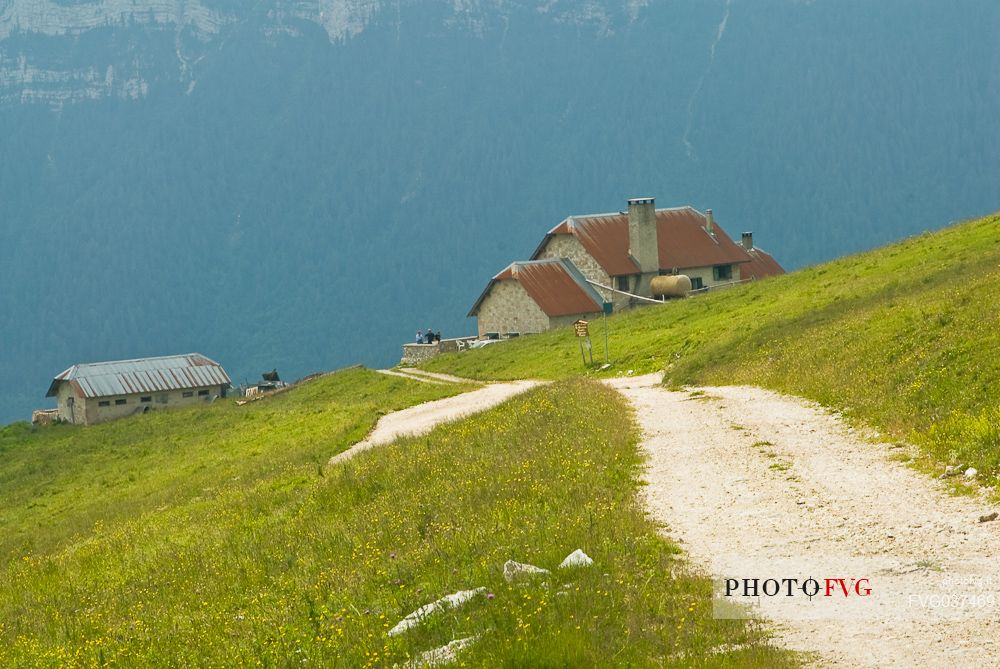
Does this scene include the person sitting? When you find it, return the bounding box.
[416,330,423,343]
[434,331,442,342]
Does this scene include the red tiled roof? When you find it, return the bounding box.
[468,258,604,318]
[533,207,753,276]
[741,247,785,280]
[562,215,640,276]
[655,208,751,270]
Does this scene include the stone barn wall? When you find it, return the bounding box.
[475,280,551,337]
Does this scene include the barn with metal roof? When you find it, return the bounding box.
[46,353,231,425]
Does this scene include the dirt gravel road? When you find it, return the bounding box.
[608,374,1000,668]
[329,380,539,465]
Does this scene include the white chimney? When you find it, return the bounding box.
[705,208,715,236]
[742,232,753,250]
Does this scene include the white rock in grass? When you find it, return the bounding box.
[388,588,485,636]
[503,560,550,583]
[965,468,978,479]
[558,549,594,569]
[407,636,479,668]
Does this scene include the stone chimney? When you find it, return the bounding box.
[627,197,658,275]
[742,232,753,250]
[705,208,716,236]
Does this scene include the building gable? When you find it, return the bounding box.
[469,258,603,320]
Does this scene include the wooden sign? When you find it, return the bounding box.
[574,319,589,337]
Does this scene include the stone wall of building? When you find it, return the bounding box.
[537,234,609,285]
[475,280,551,336]
[56,383,227,425]
[56,383,86,424]
[683,264,741,290]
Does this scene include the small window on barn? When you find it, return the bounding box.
[616,276,629,292]
[198,389,209,397]
[690,277,704,290]
[713,265,733,281]
[140,396,152,403]
[115,399,127,406]
[98,400,110,407]
[182,391,194,398]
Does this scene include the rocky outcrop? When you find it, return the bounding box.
[0,0,649,105]
[0,0,231,41]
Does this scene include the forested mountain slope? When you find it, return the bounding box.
[2,0,998,423]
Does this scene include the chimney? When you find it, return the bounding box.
[742,232,753,250]
[705,208,716,236]
[627,197,658,275]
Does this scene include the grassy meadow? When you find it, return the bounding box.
[9,212,997,666]
[424,213,1000,487]
[0,368,473,562]
[0,378,795,667]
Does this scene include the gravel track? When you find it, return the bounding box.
[329,380,539,465]
[608,374,1000,668]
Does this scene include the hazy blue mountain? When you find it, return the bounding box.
[2,0,999,423]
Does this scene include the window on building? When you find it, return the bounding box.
[198,389,209,397]
[98,400,110,407]
[713,265,733,281]
[690,277,704,290]
[115,399,127,406]
[140,396,152,403]
[616,276,629,292]
[182,391,194,398]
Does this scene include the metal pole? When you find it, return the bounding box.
[579,340,587,366]
[603,311,609,363]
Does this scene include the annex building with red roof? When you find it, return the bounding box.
[467,258,606,338]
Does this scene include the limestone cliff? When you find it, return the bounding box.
[0,0,645,106]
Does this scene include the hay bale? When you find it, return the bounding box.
[650,274,692,298]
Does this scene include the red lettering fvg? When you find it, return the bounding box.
[823,578,872,597]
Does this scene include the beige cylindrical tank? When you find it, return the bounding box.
[650,274,692,298]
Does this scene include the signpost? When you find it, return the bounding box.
[573,319,593,366]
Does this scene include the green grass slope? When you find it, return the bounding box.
[0,368,473,561]
[425,213,1000,486]
[0,378,795,667]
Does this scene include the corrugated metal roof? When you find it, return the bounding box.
[741,247,786,280]
[532,206,754,275]
[47,353,231,398]
[468,258,603,318]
